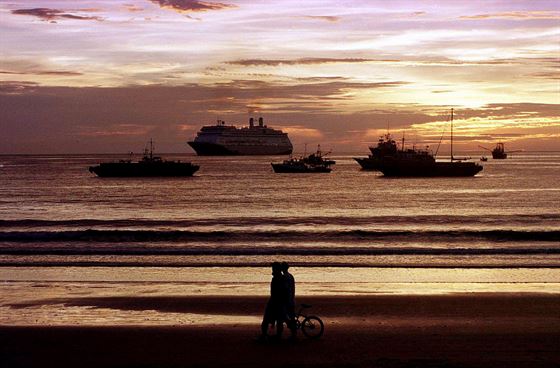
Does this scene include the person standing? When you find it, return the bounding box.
[260,262,288,340]
[281,262,297,339]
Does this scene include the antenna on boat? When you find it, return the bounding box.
[434,113,447,157]
[451,108,454,162]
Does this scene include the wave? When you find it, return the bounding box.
[1,245,559,256]
[0,229,559,243]
[1,214,559,229]
[2,260,560,268]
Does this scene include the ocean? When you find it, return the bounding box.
[1,152,559,325]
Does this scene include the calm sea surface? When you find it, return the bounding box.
[0,152,559,268]
[1,152,559,325]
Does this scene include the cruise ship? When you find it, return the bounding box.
[188,117,293,155]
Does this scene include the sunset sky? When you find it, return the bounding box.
[1,0,559,153]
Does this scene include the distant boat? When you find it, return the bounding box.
[480,156,488,162]
[377,109,483,177]
[272,145,334,173]
[89,140,199,177]
[188,117,293,155]
[354,133,398,171]
[479,142,521,159]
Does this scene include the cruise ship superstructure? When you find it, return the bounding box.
[188,117,293,155]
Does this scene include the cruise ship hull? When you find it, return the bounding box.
[188,141,292,156]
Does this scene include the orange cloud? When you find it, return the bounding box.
[282,126,323,139]
[78,124,155,137]
[226,58,381,66]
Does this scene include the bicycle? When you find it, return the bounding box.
[294,303,324,339]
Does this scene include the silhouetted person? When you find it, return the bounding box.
[281,262,297,339]
[260,262,288,340]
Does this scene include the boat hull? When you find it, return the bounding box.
[271,163,331,173]
[378,161,482,177]
[354,157,381,171]
[89,162,199,177]
[492,152,507,159]
[188,141,292,156]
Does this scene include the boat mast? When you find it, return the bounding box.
[450,108,454,162]
[150,139,154,160]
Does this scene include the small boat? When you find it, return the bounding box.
[89,140,199,177]
[478,142,521,159]
[272,145,334,173]
[480,156,488,162]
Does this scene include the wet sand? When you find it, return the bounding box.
[1,293,559,368]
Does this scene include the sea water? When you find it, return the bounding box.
[1,152,559,325]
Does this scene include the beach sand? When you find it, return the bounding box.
[1,293,559,368]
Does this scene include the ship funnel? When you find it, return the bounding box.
[249,117,254,127]
[258,117,264,127]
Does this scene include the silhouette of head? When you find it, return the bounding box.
[271,262,282,276]
[280,262,289,272]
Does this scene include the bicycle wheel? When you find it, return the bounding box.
[301,316,324,339]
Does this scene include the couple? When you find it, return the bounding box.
[260,261,296,341]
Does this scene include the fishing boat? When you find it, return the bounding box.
[354,133,398,171]
[89,140,199,177]
[377,109,483,177]
[479,142,521,159]
[272,145,334,173]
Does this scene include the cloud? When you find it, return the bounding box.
[226,58,389,66]
[225,57,523,67]
[123,4,144,12]
[301,15,340,23]
[0,81,416,153]
[1,83,557,153]
[530,72,560,80]
[0,81,38,95]
[11,8,103,22]
[294,76,348,82]
[0,70,82,76]
[149,0,235,13]
[281,126,323,139]
[0,59,83,78]
[460,11,560,20]
[461,103,560,120]
[78,124,155,137]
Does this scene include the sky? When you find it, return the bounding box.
[0,0,559,154]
